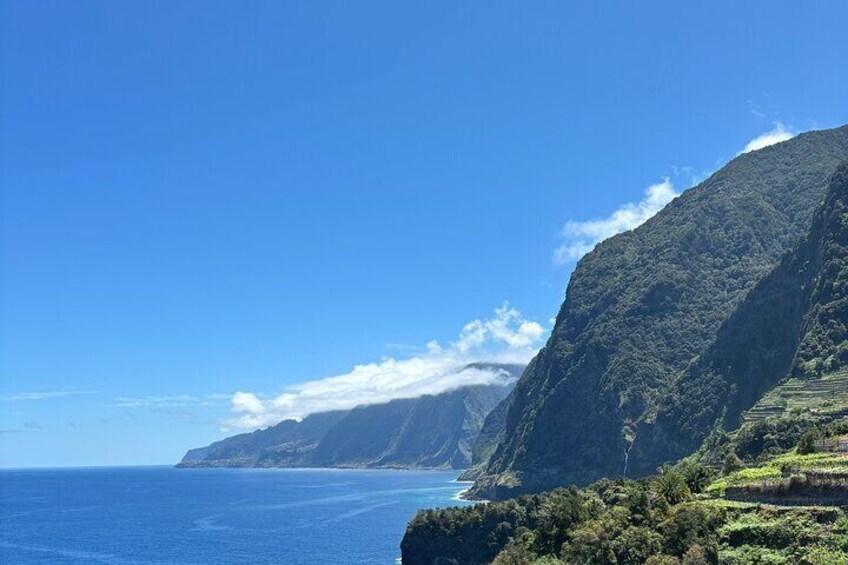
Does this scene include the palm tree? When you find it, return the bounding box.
[651,466,692,505]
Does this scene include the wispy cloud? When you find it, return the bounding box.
[738,122,795,155]
[1,390,93,401]
[113,394,230,408]
[671,165,712,188]
[151,407,200,423]
[747,99,766,119]
[553,179,679,264]
[226,303,543,430]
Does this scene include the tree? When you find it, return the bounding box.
[645,556,681,565]
[612,526,663,565]
[682,544,710,565]
[652,466,692,505]
[797,428,821,454]
[722,453,744,475]
[680,462,713,494]
[659,505,723,557]
[533,489,585,556]
[492,540,535,565]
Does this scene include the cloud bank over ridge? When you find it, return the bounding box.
[738,122,795,154]
[554,178,680,264]
[227,303,544,430]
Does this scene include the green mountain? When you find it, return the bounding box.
[177,409,348,468]
[312,380,515,469]
[469,125,848,499]
[178,364,522,470]
[399,152,848,565]
[644,158,848,465]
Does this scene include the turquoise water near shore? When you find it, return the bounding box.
[0,466,472,564]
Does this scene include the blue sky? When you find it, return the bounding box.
[2,1,846,467]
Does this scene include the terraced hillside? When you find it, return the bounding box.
[743,370,848,424]
[709,451,848,495]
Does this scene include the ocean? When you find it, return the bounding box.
[0,466,473,564]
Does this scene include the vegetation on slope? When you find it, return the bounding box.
[458,388,515,481]
[403,426,848,564]
[402,153,848,564]
[648,158,848,467]
[473,126,848,499]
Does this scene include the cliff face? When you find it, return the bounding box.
[178,365,521,470]
[312,382,514,469]
[641,159,848,464]
[470,126,848,499]
[178,409,348,468]
[455,362,527,481]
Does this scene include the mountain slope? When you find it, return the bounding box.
[178,366,521,470]
[312,382,514,469]
[471,125,848,499]
[178,409,349,468]
[642,159,848,464]
[456,393,512,480]
[456,362,532,480]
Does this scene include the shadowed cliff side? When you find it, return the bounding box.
[639,159,848,467]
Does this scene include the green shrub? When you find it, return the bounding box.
[682,544,710,565]
[798,429,821,455]
[723,453,745,475]
[646,556,681,565]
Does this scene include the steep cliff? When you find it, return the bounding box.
[642,159,848,464]
[471,125,848,499]
[179,365,520,470]
[312,381,514,469]
[177,409,348,468]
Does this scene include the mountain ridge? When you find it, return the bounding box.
[178,364,522,470]
[469,125,848,499]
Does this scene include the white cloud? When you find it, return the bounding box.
[1,390,93,401]
[455,303,544,351]
[553,178,679,264]
[113,393,230,408]
[672,165,712,188]
[231,392,267,415]
[226,303,543,430]
[738,122,795,154]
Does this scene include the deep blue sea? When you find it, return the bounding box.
[0,466,472,564]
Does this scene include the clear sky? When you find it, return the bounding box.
[2,1,846,467]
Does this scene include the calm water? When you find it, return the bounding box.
[0,466,472,564]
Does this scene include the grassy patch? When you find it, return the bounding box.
[706,450,848,493]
